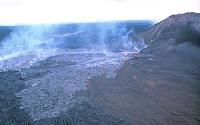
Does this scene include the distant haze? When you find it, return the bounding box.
[0,0,199,25]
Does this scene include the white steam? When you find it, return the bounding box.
[0,22,148,71]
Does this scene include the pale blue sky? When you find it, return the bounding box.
[0,0,199,25]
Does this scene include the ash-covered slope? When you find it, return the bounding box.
[135,12,200,61]
[136,12,200,69]
[136,12,200,46]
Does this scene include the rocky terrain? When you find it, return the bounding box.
[0,12,200,125]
